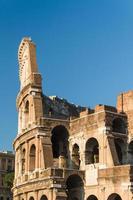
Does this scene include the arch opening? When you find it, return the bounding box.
[51,125,69,159]
[29,144,36,171]
[24,100,30,129]
[72,144,80,169]
[40,195,48,200]
[107,193,122,200]
[85,138,99,164]
[22,148,26,174]
[87,195,98,200]
[29,197,34,200]
[66,174,84,200]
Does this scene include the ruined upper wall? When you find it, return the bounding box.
[43,95,87,119]
[117,90,133,135]
[117,91,133,113]
[18,37,41,90]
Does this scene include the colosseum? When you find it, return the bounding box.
[13,37,133,200]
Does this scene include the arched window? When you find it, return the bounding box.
[107,193,122,200]
[25,101,29,113]
[72,144,80,169]
[66,175,84,200]
[22,148,26,174]
[40,195,48,200]
[29,197,34,200]
[29,144,36,171]
[112,118,126,134]
[25,101,29,127]
[85,138,99,164]
[87,195,98,200]
[128,141,133,164]
[51,125,69,158]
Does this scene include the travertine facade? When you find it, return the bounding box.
[0,151,14,200]
[13,38,133,200]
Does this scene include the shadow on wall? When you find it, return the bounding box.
[66,174,84,200]
[85,138,99,165]
[112,118,126,134]
[107,193,122,200]
[86,195,98,200]
[51,125,71,168]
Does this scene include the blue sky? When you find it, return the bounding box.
[0,0,133,150]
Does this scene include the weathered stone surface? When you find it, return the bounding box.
[13,38,133,200]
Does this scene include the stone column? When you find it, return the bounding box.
[17,148,22,177]
[24,193,28,200]
[35,191,38,200]
[38,136,43,169]
[25,141,29,173]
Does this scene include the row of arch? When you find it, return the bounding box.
[49,117,127,162]
[51,126,99,164]
[72,138,99,169]
[22,144,36,173]
[29,196,47,200]
[27,193,122,200]
[21,133,131,173]
[66,175,122,200]
[19,174,122,200]
[86,193,122,200]
[21,126,100,173]
[52,125,133,168]
[23,99,127,135]
[20,122,133,174]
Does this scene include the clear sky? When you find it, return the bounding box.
[0,0,133,150]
